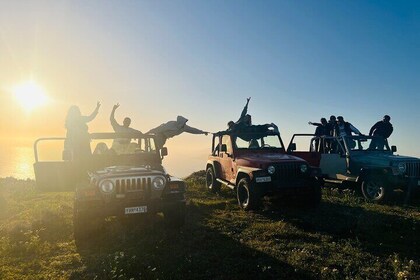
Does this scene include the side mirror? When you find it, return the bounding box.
[391,146,397,153]
[289,143,296,152]
[160,147,168,157]
[221,144,227,153]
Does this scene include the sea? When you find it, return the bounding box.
[0,137,206,180]
[0,139,35,179]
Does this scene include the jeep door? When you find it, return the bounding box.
[219,135,235,183]
[33,138,82,192]
[319,138,347,179]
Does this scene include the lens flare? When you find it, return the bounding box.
[13,81,49,112]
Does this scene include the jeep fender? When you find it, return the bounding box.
[356,167,392,183]
[206,160,223,179]
[235,167,261,185]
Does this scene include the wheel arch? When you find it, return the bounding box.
[356,167,393,183]
[235,167,259,187]
[206,160,222,178]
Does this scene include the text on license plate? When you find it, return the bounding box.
[125,206,148,215]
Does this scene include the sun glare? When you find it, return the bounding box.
[13,81,49,112]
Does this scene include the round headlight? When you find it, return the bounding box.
[152,177,166,190]
[398,162,406,173]
[300,164,308,173]
[267,165,276,175]
[100,180,114,193]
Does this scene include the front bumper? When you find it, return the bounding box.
[388,175,420,192]
[75,195,185,218]
[253,177,319,196]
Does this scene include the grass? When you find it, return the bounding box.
[0,173,419,279]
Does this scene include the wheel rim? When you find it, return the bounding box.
[206,170,213,190]
[237,183,249,207]
[366,181,384,200]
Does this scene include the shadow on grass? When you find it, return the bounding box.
[259,198,420,261]
[73,205,315,280]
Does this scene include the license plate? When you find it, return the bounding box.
[255,176,272,183]
[125,206,148,215]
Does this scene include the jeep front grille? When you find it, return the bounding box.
[273,163,301,179]
[406,162,420,177]
[116,177,152,194]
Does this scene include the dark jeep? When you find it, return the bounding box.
[33,132,186,241]
[205,129,322,210]
[287,134,420,202]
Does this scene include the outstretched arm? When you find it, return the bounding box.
[84,101,101,123]
[110,103,121,130]
[238,97,251,121]
[308,122,322,127]
[183,125,208,135]
[350,124,362,135]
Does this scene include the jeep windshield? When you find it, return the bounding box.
[343,136,391,152]
[90,132,157,156]
[235,134,284,150]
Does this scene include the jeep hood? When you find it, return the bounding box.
[90,165,164,178]
[351,153,420,167]
[236,152,306,168]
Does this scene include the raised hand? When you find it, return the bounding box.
[113,103,120,110]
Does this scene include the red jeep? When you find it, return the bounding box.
[205,129,322,210]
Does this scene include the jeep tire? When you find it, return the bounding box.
[236,177,260,211]
[206,166,221,193]
[361,178,391,203]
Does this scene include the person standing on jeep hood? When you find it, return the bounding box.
[334,116,362,137]
[227,97,251,131]
[146,116,209,149]
[369,115,393,150]
[64,102,101,160]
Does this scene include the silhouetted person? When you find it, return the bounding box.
[369,115,393,150]
[308,118,329,151]
[228,97,251,131]
[110,103,142,134]
[334,116,362,137]
[110,103,142,153]
[146,116,208,149]
[64,102,101,160]
[308,118,329,137]
[327,115,337,136]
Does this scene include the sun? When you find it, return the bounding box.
[13,81,49,112]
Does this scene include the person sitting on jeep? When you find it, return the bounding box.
[248,139,260,149]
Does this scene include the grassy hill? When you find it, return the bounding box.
[0,173,419,279]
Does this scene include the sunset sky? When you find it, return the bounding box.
[0,0,419,177]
